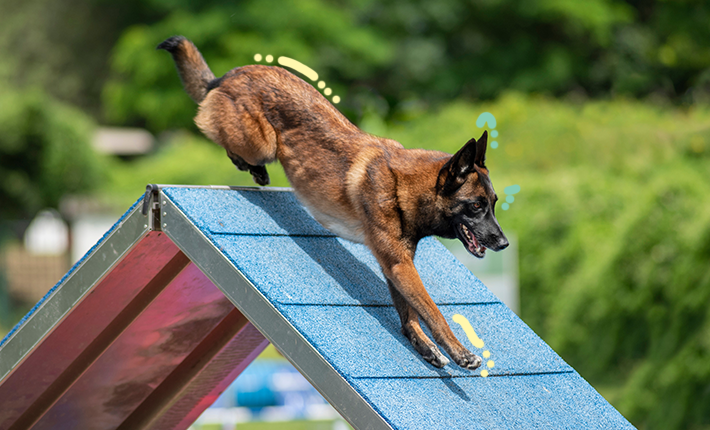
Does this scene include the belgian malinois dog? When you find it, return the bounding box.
[159,36,509,370]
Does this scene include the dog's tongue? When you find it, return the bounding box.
[467,234,480,254]
[462,224,488,257]
[461,224,482,255]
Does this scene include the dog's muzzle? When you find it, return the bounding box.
[457,223,486,258]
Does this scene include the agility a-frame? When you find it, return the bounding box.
[0,185,635,430]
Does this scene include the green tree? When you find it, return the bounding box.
[0,0,160,112]
[102,0,394,132]
[0,88,102,219]
[103,0,710,133]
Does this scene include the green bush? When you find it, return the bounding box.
[0,88,102,219]
[386,94,710,429]
[101,131,291,208]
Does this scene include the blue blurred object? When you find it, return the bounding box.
[211,359,327,418]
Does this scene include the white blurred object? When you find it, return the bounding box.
[440,234,519,314]
[92,127,154,155]
[24,209,68,255]
[70,215,118,263]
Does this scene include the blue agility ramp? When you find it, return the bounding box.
[0,186,635,429]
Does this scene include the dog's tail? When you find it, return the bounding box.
[157,36,215,103]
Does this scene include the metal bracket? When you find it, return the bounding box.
[141,184,162,231]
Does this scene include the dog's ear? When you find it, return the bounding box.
[475,130,487,168]
[436,136,478,194]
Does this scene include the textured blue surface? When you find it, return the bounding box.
[162,187,636,429]
[352,373,635,430]
[212,235,498,306]
[163,188,333,236]
[277,303,570,378]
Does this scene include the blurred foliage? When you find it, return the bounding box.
[2,0,710,121]
[385,94,710,430]
[0,0,158,111]
[103,92,710,429]
[103,0,710,133]
[0,88,103,219]
[102,0,394,131]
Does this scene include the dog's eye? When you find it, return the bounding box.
[472,201,482,210]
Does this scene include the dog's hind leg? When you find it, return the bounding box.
[227,149,251,172]
[247,165,269,186]
[196,89,278,186]
[387,280,450,368]
[227,150,270,185]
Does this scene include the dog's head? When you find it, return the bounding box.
[436,131,509,258]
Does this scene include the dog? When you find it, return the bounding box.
[158,36,509,370]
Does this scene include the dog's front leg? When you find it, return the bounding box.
[371,237,482,370]
[387,279,450,368]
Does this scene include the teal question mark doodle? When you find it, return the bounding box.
[476,112,499,149]
[501,184,521,210]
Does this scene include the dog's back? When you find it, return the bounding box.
[159,36,408,241]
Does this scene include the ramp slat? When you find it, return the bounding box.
[210,235,499,306]
[118,309,267,430]
[32,261,230,429]
[354,373,631,430]
[0,226,182,429]
[0,197,269,430]
[276,303,570,378]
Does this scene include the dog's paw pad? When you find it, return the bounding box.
[250,167,270,186]
[466,355,482,370]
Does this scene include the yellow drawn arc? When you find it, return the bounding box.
[452,314,484,349]
[277,56,319,81]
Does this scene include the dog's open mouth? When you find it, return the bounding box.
[457,223,486,258]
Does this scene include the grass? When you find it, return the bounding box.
[195,419,350,430]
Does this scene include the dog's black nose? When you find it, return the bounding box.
[494,237,509,251]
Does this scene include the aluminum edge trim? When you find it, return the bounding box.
[0,204,151,382]
[155,184,294,192]
[159,192,394,430]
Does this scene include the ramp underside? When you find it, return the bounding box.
[0,202,268,430]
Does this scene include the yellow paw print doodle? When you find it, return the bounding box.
[254,54,340,104]
[452,314,495,377]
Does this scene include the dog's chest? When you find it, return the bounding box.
[303,204,365,244]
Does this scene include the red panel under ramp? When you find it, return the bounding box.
[0,201,269,430]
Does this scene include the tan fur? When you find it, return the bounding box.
[161,37,509,370]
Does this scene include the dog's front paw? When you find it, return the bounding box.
[407,332,450,368]
[452,349,482,370]
[422,345,450,368]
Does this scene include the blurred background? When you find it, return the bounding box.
[1,0,709,428]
